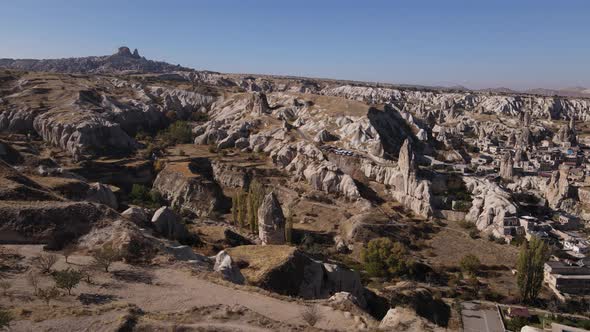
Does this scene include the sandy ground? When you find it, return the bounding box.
[1,245,367,331]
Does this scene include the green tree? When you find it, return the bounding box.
[129,184,150,203]
[285,213,293,244]
[235,191,248,227]
[92,245,120,272]
[158,121,193,145]
[231,194,238,225]
[361,237,414,278]
[53,268,83,295]
[460,254,481,277]
[517,236,550,303]
[246,180,265,234]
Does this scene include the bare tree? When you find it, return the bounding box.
[301,305,323,327]
[26,271,41,295]
[62,246,76,264]
[37,286,60,306]
[34,254,58,274]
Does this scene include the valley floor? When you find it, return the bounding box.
[2,245,366,331]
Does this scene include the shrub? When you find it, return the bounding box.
[123,241,157,264]
[34,253,58,274]
[158,121,193,145]
[26,271,40,295]
[37,286,60,306]
[468,229,480,239]
[0,310,12,330]
[191,112,209,122]
[0,281,10,296]
[301,305,322,327]
[506,316,529,331]
[92,245,120,272]
[52,268,82,295]
[154,159,166,172]
[362,237,415,279]
[453,201,472,212]
[460,254,481,277]
[129,184,163,208]
[458,220,475,230]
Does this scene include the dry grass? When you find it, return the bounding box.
[225,245,297,284]
[426,219,518,268]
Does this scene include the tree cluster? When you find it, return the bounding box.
[232,180,265,233]
[362,237,415,279]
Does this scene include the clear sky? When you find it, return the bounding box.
[1,0,589,90]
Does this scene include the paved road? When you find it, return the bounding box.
[462,301,505,332]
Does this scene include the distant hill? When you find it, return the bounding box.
[0,46,191,74]
[478,87,519,94]
[525,87,590,98]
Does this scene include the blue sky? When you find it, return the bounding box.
[1,0,589,89]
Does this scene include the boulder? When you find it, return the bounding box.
[121,206,150,225]
[379,307,440,331]
[85,182,118,209]
[213,250,245,284]
[151,206,190,242]
[257,192,286,245]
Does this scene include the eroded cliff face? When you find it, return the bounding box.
[360,140,433,218]
[0,72,217,158]
[152,160,229,217]
[33,109,138,158]
[322,85,590,121]
[464,177,518,237]
[546,166,572,210]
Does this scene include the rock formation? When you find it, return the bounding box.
[464,177,518,236]
[85,182,118,209]
[359,139,433,217]
[249,92,270,115]
[151,206,191,242]
[121,206,150,226]
[546,166,571,209]
[213,250,245,284]
[499,152,514,180]
[225,245,365,305]
[152,161,228,217]
[257,192,286,245]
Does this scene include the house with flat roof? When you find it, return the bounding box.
[544,260,590,299]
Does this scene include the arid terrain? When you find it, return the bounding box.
[1,46,590,331]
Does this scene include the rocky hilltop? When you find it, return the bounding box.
[0,46,192,74]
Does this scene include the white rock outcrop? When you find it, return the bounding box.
[151,206,190,242]
[213,250,245,284]
[257,192,286,245]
